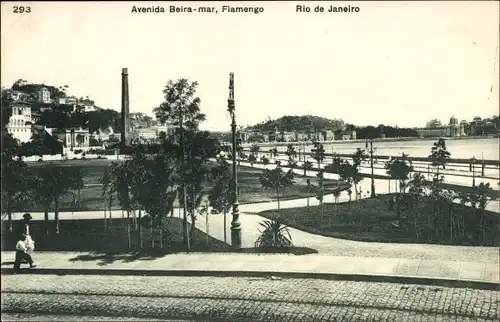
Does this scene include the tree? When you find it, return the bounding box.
[259,165,295,210]
[109,160,137,248]
[303,160,313,176]
[407,172,428,240]
[1,138,29,231]
[269,148,278,158]
[154,79,206,250]
[473,182,493,244]
[338,159,363,202]
[384,153,414,221]
[332,189,341,213]
[429,138,451,176]
[32,166,84,234]
[100,168,114,228]
[250,144,260,159]
[311,141,325,169]
[260,156,270,167]
[285,144,297,167]
[427,138,451,240]
[133,153,178,249]
[306,179,312,214]
[208,158,233,244]
[248,154,257,167]
[324,157,343,175]
[1,87,14,130]
[314,170,325,214]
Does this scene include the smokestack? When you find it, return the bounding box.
[121,68,130,147]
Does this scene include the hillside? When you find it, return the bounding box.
[248,115,345,133]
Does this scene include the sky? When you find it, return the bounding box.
[1,1,499,131]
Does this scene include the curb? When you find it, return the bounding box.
[2,268,499,291]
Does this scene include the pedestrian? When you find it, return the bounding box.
[13,233,37,274]
[22,213,35,256]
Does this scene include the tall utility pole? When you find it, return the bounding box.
[228,73,242,249]
[366,138,376,197]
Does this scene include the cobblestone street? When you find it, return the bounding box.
[2,275,499,321]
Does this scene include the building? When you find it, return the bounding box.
[444,115,460,137]
[76,98,96,112]
[137,128,157,141]
[65,127,90,149]
[95,126,116,142]
[417,115,469,138]
[281,131,296,142]
[320,129,335,141]
[416,128,447,138]
[10,90,30,102]
[335,129,356,140]
[6,102,33,142]
[37,87,51,104]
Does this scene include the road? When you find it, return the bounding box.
[2,274,499,321]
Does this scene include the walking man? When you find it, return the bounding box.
[13,233,36,274]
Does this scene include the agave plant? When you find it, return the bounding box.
[254,219,293,248]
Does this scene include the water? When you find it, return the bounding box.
[273,138,499,161]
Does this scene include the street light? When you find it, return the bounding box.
[471,156,476,187]
[227,72,242,250]
[365,138,376,197]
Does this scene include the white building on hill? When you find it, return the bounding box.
[37,87,51,104]
[6,102,33,142]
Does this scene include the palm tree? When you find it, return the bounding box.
[254,219,293,249]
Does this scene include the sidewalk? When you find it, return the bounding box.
[1,251,498,290]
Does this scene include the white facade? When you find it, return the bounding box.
[10,90,28,102]
[37,87,51,104]
[6,103,33,143]
[138,128,157,140]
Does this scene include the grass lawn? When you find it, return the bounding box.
[1,217,229,253]
[23,159,350,212]
[258,193,500,246]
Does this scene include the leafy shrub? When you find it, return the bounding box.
[254,219,293,248]
[37,158,43,162]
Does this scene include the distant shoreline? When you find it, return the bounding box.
[242,135,498,147]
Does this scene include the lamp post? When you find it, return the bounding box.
[228,72,242,249]
[365,138,376,197]
[471,156,476,187]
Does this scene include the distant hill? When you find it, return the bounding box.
[247,115,345,133]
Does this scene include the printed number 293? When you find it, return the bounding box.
[13,6,31,13]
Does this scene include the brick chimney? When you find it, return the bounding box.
[121,68,131,147]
